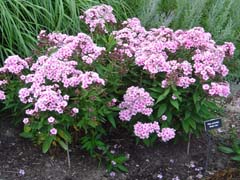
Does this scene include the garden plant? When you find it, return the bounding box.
[0,4,236,173]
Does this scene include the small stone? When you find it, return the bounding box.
[217,128,224,133]
[207,171,215,175]
[4,129,15,137]
[216,159,225,169]
[109,171,116,177]
[45,162,52,168]
[126,153,130,159]
[157,173,163,179]
[19,169,25,176]
[187,176,194,180]
[196,173,203,179]
[190,161,195,168]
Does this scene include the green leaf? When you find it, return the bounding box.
[182,119,190,133]
[172,91,182,102]
[232,142,240,154]
[166,111,173,122]
[156,88,170,103]
[170,99,179,110]
[143,139,150,147]
[218,146,234,154]
[184,111,191,120]
[117,164,128,172]
[157,103,167,117]
[42,136,54,153]
[24,125,31,133]
[31,121,42,130]
[88,119,99,128]
[19,132,33,138]
[114,156,128,163]
[204,101,220,110]
[58,129,72,143]
[193,92,199,104]
[195,102,201,113]
[231,155,240,161]
[189,119,196,130]
[107,114,116,128]
[95,140,106,150]
[149,87,163,93]
[57,139,68,151]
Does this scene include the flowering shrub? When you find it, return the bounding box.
[0,4,235,172]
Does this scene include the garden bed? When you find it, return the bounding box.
[0,119,238,180]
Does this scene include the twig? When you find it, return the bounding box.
[0,170,17,174]
[187,133,191,155]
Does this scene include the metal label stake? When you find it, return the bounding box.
[203,118,222,175]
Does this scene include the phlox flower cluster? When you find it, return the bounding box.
[134,121,160,139]
[134,27,179,74]
[133,121,176,142]
[111,18,146,59]
[24,56,105,89]
[0,55,29,101]
[113,20,235,96]
[118,86,154,121]
[0,55,29,74]
[192,48,228,81]
[202,82,230,97]
[160,60,195,89]
[157,128,176,142]
[38,31,105,63]
[80,71,105,89]
[19,68,105,114]
[19,84,68,115]
[80,4,117,33]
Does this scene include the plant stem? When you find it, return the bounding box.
[67,144,71,169]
